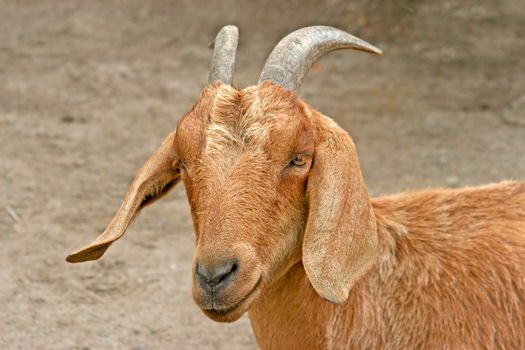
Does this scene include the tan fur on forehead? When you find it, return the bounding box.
[209,83,241,125]
[203,82,302,151]
[242,82,298,118]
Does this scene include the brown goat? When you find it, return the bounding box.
[67,26,525,349]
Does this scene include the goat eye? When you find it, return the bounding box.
[290,154,307,167]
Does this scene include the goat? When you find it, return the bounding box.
[67,25,525,349]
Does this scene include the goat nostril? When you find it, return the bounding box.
[196,260,238,289]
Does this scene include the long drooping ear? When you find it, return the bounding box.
[302,116,378,304]
[66,131,181,263]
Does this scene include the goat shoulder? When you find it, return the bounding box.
[250,181,525,349]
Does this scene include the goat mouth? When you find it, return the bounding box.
[203,276,262,317]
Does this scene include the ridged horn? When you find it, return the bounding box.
[208,25,239,85]
[258,26,382,92]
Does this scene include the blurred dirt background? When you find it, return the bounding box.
[1,0,524,349]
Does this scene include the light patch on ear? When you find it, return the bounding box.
[303,195,378,304]
[303,244,352,304]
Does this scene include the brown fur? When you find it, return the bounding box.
[251,183,525,349]
[68,82,525,349]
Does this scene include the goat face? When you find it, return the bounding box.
[176,83,315,321]
[67,25,381,323]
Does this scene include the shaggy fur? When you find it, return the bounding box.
[68,82,525,350]
[250,182,525,349]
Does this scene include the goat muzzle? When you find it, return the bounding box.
[192,247,262,322]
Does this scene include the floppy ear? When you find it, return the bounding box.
[66,130,181,263]
[302,117,377,304]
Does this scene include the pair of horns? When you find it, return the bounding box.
[209,25,382,92]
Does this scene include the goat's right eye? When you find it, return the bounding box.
[289,154,307,167]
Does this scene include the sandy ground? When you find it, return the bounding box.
[1,0,524,349]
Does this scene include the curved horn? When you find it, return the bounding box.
[258,26,382,92]
[208,25,239,85]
